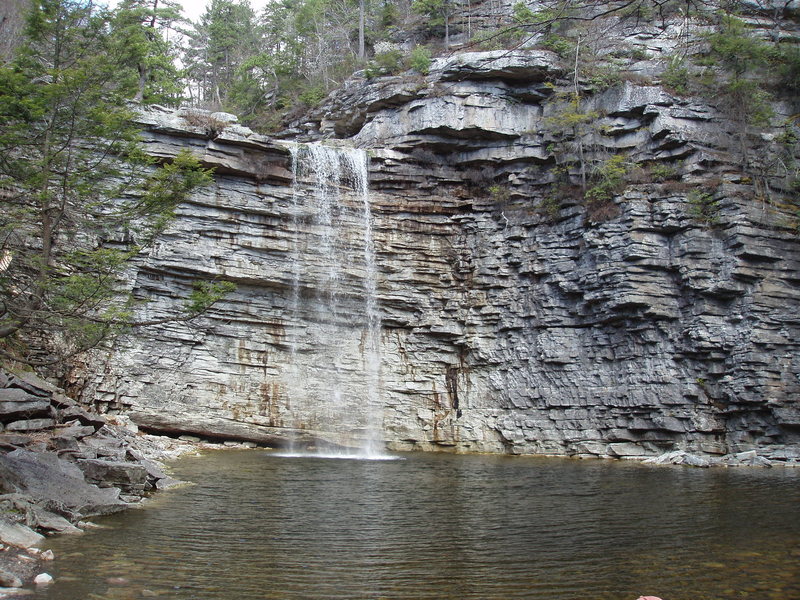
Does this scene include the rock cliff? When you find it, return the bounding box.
[74,8,800,462]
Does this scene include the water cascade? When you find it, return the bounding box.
[283,143,384,457]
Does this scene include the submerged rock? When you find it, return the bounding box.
[0,568,22,588]
[33,573,53,585]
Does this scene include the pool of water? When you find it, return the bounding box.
[37,450,800,600]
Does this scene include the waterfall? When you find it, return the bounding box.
[284,143,385,458]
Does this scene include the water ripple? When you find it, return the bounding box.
[38,451,800,600]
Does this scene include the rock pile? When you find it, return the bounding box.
[645,449,776,468]
[0,368,197,591]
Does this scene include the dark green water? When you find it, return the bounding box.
[37,450,800,600]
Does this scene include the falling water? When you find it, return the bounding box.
[285,145,303,456]
[284,143,385,458]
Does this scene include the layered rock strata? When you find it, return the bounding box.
[0,369,191,540]
[75,40,800,462]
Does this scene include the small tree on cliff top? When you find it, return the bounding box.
[111,0,187,106]
[0,0,229,369]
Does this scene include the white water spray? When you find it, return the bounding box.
[283,143,385,458]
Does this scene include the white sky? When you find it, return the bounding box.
[107,1,272,23]
[177,0,271,22]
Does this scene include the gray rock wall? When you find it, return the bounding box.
[76,41,800,461]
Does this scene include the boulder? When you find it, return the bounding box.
[50,436,80,453]
[0,399,51,423]
[4,372,57,397]
[0,434,33,452]
[0,567,23,588]
[645,451,710,467]
[126,449,168,481]
[49,393,75,409]
[57,406,105,430]
[78,434,126,461]
[5,419,55,433]
[27,505,81,534]
[681,453,711,468]
[154,476,184,490]
[0,389,40,404]
[722,451,773,467]
[0,519,44,549]
[0,450,128,517]
[77,459,147,494]
[52,423,96,440]
[433,50,564,82]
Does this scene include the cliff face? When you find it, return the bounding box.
[76,13,800,461]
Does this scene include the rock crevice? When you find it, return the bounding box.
[73,39,800,463]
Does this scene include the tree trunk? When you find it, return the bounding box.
[135,0,160,103]
[135,64,147,102]
[358,0,365,60]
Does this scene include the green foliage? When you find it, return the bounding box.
[707,16,770,77]
[412,0,459,46]
[618,1,653,20]
[529,4,568,30]
[110,0,186,106]
[472,26,525,50]
[0,0,218,366]
[409,46,432,75]
[775,43,800,93]
[662,57,690,96]
[649,163,680,182]
[587,65,624,91]
[412,0,451,27]
[540,35,573,58]
[298,84,327,107]
[539,195,562,220]
[585,154,632,203]
[378,1,400,30]
[723,78,773,126]
[135,151,214,240]
[365,49,404,78]
[543,90,604,192]
[687,190,719,225]
[186,280,237,315]
[185,0,260,112]
[512,2,535,24]
[545,93,600,137]
[488,185,510,203]
[624,47,649,61]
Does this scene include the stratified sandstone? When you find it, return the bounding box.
[75,33,800,462]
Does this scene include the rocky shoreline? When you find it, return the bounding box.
[0,365,794,596]
[0,368,254,596]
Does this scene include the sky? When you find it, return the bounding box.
[176,0,271,22]
[107,0,272,23]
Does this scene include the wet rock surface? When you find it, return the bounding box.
[0,369,205,590]
[72,8,800,465]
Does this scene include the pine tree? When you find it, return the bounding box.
[0,0,221,368]
[111,0,187,106]
[185,0,260,110]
